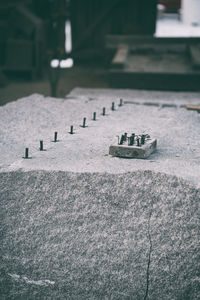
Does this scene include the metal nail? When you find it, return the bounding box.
[141,135,145,145]
[40,140,44,151]
[124,132,127,141]
[23,147,31,159]
[93,112,96,121]
[111,102,115,111]
[54,132,58,142]
[129,133,135,146]
[137,138,140,147]
[69,125,74,134]
[102,107,106,116]
[25,147,29,158]
[119,99,123,106]
[119,134,125,145]
[82,117,86,128]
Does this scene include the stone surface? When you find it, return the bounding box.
[109,139,157,159]
[0,170,199,299]
[0,89,200,187]
[0,88,200,299]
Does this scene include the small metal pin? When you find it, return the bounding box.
[111,102,115,111]
[119,98,123,106]
[25,147,29,158]
[119,134,125,145]
[83,117,86,127]
[80,117,87,128]
[40,140,46,151]
[124,132,127,141]
[102,107,106,116]
[69,125,74,134]
[141,135,145,145]
[137,138,140,147]
[23,147,31,159]
[129,133,135,146]
[40,140,44,151]
[92,112,96,121]
[53,132,58,142]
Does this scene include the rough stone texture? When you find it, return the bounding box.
[0,170,199,299]
[0,88,200,299]
[0,89,200,187]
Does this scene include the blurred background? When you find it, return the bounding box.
[0,0,200,105]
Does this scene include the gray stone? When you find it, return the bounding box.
[109,139,157,159]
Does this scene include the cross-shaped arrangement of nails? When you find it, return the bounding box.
[23,98,124,159]
[117,133,151,147]
[110,132,157,159]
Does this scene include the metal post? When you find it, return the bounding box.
[119,99,123,106]
[70,125,74,134]
[54,132,58,142]
[141,135,145,145]
[82,117,86,128]
[25,148,29,158]
[40,140,44,151]
[93,112,96,120]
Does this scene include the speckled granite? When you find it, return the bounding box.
[1,170,199,299]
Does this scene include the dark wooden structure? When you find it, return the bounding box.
[107,35,200,91]
[0,0,68,79]
[0,1,45,78]
[158,0,181,12]
[71,0,157,56]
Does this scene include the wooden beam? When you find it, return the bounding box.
[190,45,200,69]
[111,44,129,69]
[106,35,200,49]
[186,104,200,112]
